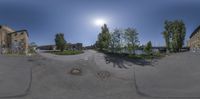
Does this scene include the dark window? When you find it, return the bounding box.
[14,33,17,36]
[21,32,24,35]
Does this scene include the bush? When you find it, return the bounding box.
[128,54,143,59]
[50,50,83,55]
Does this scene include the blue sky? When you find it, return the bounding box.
[0,0,200,46]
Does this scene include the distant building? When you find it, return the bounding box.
[84,45,96,49]
[188,25,200,49]
[38,43,83,51]
[67,43,83,50]
[0,25,29,54]
[37,45,56,50]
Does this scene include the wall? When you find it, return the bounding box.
[189,30,200,49]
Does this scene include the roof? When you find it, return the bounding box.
[190,25,200,38]
[8,29,29,37]
[0,25,15,32]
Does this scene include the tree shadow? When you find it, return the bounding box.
[104,53,152,69]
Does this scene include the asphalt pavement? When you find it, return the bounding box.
[0,55,32,98]
[135,52,200,98]
[0,50,200,99]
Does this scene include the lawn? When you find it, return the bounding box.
[49,50,83,55]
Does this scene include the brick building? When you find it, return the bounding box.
[0,25,29,54]
[188,26,200,50]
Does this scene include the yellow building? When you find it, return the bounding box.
[188,26,200,49]
[0,25,29,54]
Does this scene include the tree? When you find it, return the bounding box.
[29,42,37,48]
[109,28,122,53]
[144,41,152,55]
[162,20,186,52]
[55,33,66,52]
[162,31,170,53]
[110,33,115,53]
[97,24,111,51]
[175,20,186,52]
[124,28,139,54]
[29,42,37,53]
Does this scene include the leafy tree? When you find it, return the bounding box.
[173,20,185,52]
[162,31,170,53]
[95,41,99,49]
[97,24,111,51]
[30,42,37,47]
[162,20,186,52]
[144,41,152,55]
[110,33,115,53]
[29,42,37,53]
[124,28,139,54]
[55,33,66,52]
[109,28,122,53]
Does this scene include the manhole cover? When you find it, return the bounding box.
[70,67,82,75]
[97,71,111,79]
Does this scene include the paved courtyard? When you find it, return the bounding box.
[135,52,200,98]
[0,50,199,99]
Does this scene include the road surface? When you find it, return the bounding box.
[0,50,200,99]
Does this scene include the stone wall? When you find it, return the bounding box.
[188,29,200,49]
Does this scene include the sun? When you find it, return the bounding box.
[94,19,106,26]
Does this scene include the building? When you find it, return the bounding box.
[37,45,56,50]
[0,25,29,54]
[38,43,83,51]
[67,43,83,50]
[84,45,96,49]
[188,25,200,50]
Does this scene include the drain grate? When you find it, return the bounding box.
[96,71,111,79]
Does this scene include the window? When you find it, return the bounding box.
[21,39,24,42]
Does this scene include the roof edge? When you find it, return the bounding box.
[190,25,200,38]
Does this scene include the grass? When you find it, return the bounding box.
[128,54,154,59]
[49,50,83,55]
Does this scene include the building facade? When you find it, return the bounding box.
[37,45,56,50]
[38,43,83,51]
[188,26,200,50]
[0,25,29,54]
[67,43,83,50]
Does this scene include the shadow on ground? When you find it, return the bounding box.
[103,53,153,69]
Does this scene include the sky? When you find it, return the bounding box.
[0,0,200,46]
